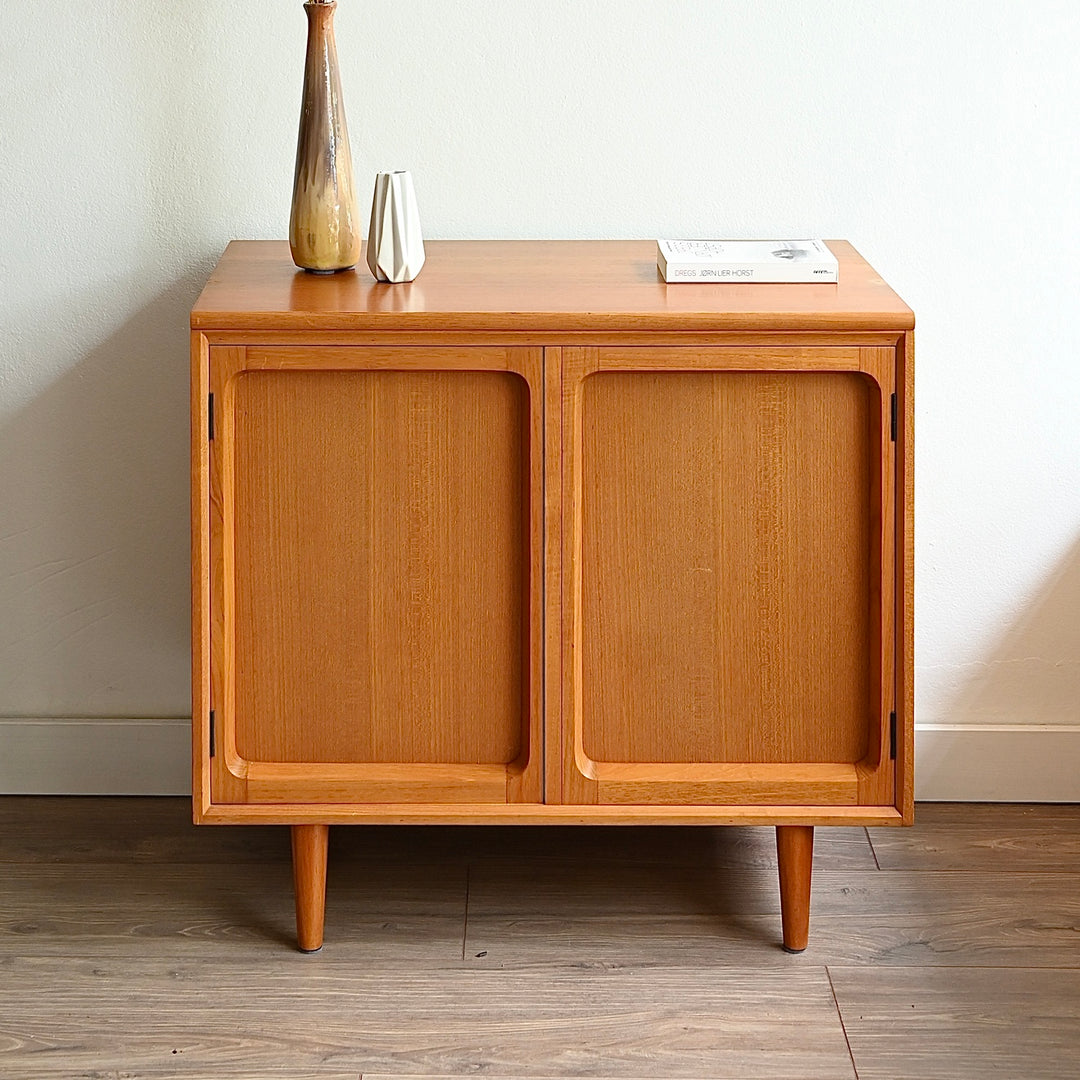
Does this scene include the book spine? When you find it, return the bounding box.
[660,264,837,283]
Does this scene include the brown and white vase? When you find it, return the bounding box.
[289,0,361,274]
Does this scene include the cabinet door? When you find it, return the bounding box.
[558,347,896,807]
[206,346,543,806]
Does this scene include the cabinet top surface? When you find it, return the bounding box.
[191,240,913,333]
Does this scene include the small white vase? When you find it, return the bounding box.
[366,171,426,283]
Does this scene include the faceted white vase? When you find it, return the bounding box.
[366,171,426,283]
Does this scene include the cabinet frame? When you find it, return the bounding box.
[194,328,912,828]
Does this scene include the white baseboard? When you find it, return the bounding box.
[1,718,1078,801]
[915,723,1080,802]
[0,718,191,795]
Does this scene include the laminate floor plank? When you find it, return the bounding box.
[464,863,1080,967]
[0,798,875,870]
[44,1074,364,1080]
[2,799,1078,1079]
[0,796,289,865]
[387,823,875,871]
[334,823,874,871]
[829,965,1080,1080]
[0,862,466,960]
[868,803,1080,872]
[6,1074,365,1080]
[0,958,855,1080]
[361,1076,768,1080]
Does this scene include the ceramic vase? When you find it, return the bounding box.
[366,171,426,283]
[289,1,361,274]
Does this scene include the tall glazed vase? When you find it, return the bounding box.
[289,1,361,273]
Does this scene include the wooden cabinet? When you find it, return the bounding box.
[192,240,914,953]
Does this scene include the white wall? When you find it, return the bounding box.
[2,1,1078,797]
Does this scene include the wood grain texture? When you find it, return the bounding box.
[0,861,467,960]
[544,348,564,803]
[191,232,914,970]
[869,802,1080,871]
[776,825,814,951]
[194,241,913,830]
[0,958,855,1079]
[579,367,873,765]
[465,863,1080,968]
[208,347,544,806]
[560,344,894,810]
[194,802,905,826]
[0,798,877,868]
[292,823,329,951]
[830,966,1080,1080]
[191,240,914,334]
[207,347,248,807]
[205,328,906,349]
[594,763,859,806]
[240,764,510,805]
[231,368,525,765]
[8,826,1077,968]
[0,796,290,864]
[898,330,915,821]
[1,802,1076,1079]
[190,332,211,819]
[856,346,897,806]
[560,347,600,804]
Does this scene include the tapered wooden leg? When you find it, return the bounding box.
[291,824,329,953]
[776,825,814,952]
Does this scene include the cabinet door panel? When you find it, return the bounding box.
[209,347,543,805]
[560,347,895,807]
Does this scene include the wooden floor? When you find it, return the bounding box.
[1,801,1079,1079]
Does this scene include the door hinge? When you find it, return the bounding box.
[889,710,897,760]
[890,392,897,442]
[209,710,216,758]
[208,393,215,441]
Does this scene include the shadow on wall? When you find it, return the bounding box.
[0,1,290,720]
[0,276,205,715]
[943,534,1080,726]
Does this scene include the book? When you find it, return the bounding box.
[656,239,838,283]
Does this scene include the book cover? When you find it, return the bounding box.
[657,239,839,283]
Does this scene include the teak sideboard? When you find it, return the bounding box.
[191,240,914,952]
